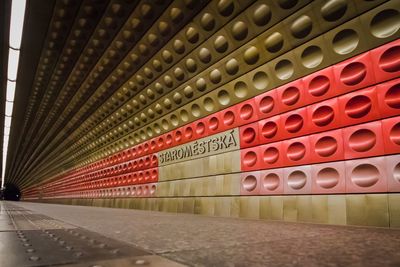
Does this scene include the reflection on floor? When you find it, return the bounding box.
[3,201,400,267]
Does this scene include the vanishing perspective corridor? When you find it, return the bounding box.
[1,0,400,266]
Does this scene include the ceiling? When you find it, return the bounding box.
[2,0,56,187]
[0,0,9,183]
[2,0,150,189]
[3,0,210,190]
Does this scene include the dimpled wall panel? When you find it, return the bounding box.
[19,0,400,228]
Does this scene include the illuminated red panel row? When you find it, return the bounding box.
[240,79,400,148]
[45,146,160,186]
[42,162,159,194]
[45,152,159,190]
[46,184,157,199]
[64,168,158,192]
[79,154,157,180]
[241,155,400,195]
[43,167,159,196]
[241,117,400,171]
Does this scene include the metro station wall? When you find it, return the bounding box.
[22,0,400,228]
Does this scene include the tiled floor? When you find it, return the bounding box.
[0,202,182,267]
[12,201,400,267]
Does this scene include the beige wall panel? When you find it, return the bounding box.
[327,195,347,226]
[346,194,390,227]
[259,196,270,220]
[297,196,313,223]
[156,174,241,197]
[214,197,232,217]
[239,196,260,219]
[183,197,195,214]
[389,194,400,228]
[159,149,241,181]
[283,196,298,222]
[40,193,400,228]
[311,195,329,224]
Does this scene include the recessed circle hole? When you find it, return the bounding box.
[253,71,269,90]
[259,96,274,114]
[340,62,366,86]
[282,86,300,106]
[196,122,205,135]
[209,117,219,131]
[263,173,280,190]
[332,29,359,55]
[301,45,323,68]
[288,170,307,190]
[379,46,400,73]
[218,90,231,106]
[308,75,330,97]
[290,15,312,39]
[390,122,400,145]
[252,4,271,26]
[263,147,279,164]
[312,105,334,127]
[275,59,294,80]
[287,142,306,161]
[316,167,339,189]
[351,164,380,187]
[321,0,347,22]
[285,114,303,133]
[370,9,400,39]
[240,104,254,120]
[234,81,248,98]
[242,127,256,143]
[394,162,400,183]
[264,32,284,53]
[243,175,257,191]
[223,111,235,126]
[349,129,376,152]
[315,136,338,157]
[385,83,400,108]
[244,151,257,167]
[345,95,371,118]
[261,121,277,139]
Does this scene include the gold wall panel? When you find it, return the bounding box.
[355,0,387,13]
[360,0,400,46]
[389,194,400,228]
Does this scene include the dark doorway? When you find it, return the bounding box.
[2,183,21,201]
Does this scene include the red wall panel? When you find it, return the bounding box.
[371,38,400,83]
[343,121,385,159]
[311,161,346,194]
[333,52,376,94]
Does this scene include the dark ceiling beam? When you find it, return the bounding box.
[6,0,56,187]
[0,0,11,186]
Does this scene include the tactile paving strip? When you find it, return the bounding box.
[8,213,77,231]
[0,202,184,267]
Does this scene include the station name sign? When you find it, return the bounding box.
[158,128,239,165]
